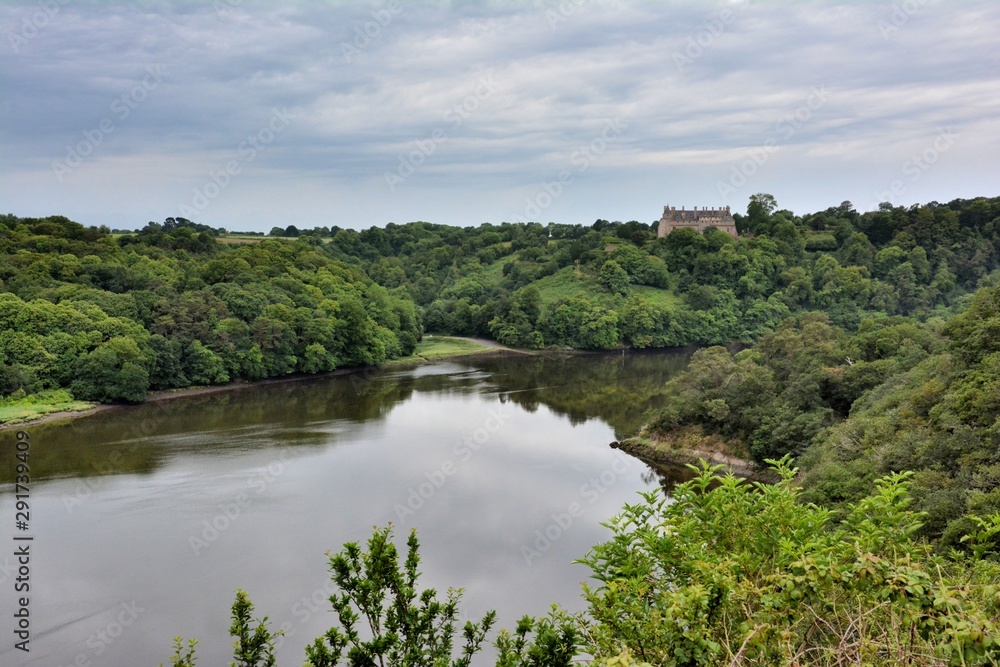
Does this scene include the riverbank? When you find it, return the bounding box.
[0,336,518,431]
[0,391,101,429]
[615,427,778,483]
[385,335,528,365]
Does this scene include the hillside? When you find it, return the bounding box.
[4,195,1000,410]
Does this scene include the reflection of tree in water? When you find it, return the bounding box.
[464,350,693,438]
[641,462,699,494]
[2,351,693,486]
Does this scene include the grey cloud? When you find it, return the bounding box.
[1,0,997,229]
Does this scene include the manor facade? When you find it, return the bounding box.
[657,205,738,239]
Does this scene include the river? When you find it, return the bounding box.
[0,350,692,667]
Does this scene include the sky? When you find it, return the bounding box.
[1,0,998,233]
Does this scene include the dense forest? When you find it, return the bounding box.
[0,214,420,405]
[3,195,1000,409]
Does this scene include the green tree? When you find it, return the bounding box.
[301,342,337,373]
[619,296,664,348]
[488,288,544,349]
[539,296,619,349]
[184,340,229,385]
[874,246,908,279]
[840,232,876,270]
[745,193,777,235]
[599,260,630,295]
[231,590,279,667]
[213,318,266,379]
[305,527,496,666]
[71,336,150,402]
[944,282,1000,364]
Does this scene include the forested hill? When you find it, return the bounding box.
[1,194,999,407]
[342,195,1000,349]
[0,215,420,404]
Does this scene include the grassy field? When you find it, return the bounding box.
[531,266,679,308]
[0,390,96,426]
[412,336,495,359]
[631,284,680,308]
[388,336,497,365]
[532,265,598,302]
[481,258,509,281]
[217,236,265,244]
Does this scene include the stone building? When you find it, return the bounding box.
[657,205,738,239]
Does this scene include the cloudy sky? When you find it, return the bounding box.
[1,0,997,232]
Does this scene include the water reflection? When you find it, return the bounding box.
[0,350,692,667]
[1,350,692,485]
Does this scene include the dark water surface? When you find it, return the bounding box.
[0,351,692,667]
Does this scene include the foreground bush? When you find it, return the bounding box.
[579,459,1000,666]
[160,459,1000,667]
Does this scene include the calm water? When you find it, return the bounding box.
[0,351,692,667]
